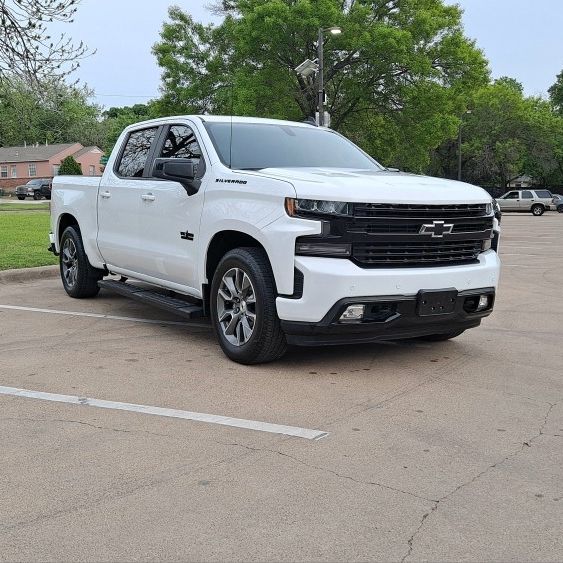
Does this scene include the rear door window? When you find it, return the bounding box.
[521,190,533,199]
[116,127,158,178]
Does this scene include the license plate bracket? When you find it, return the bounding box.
[417,289,458,317]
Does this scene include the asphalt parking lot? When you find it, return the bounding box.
[1,214,562,562]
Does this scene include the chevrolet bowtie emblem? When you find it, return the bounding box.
[419,220,454,238]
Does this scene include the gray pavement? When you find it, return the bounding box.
[0,214,562,562]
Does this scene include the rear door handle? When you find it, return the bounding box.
[100,191,111,199]
[141,193,156,202]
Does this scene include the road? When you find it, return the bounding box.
[0,214,561,561]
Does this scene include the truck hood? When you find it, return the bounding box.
[251,168,491,204]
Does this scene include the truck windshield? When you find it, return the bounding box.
[203,122,383,170]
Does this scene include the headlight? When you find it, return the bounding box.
[285,198,352,218]
[485,202,493,215]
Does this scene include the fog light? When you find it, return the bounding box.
[482,238,492,251]
[339,304,365,323]
[476,295,490,311]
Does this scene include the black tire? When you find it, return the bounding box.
[46,195,51,200]
[531,204,544,216]
[557,205,563,213]
[59,226,104,298]
[210,247,287,364]
[17,195,26,200]
[33,192,42,200]
[419,329,466,342]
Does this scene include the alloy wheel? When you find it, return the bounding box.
[216,267,257,346]
[61,238,78,288]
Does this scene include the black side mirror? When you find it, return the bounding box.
[153,158,199,195]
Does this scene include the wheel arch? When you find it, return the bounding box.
[57,213,80,243]
[205,230,268,284]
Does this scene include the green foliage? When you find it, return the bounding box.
[153,0,489,170]
[430,78,563,187]
[58,155,82,175]
[0,78,105,148]
[549,70,563,116]
[101,102,159,154]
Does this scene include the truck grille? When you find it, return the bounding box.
[296,202,494,268]
[353,203,489,218]
[349,203,492,268]
[353,240,483,266]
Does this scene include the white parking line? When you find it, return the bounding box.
[0,304,210,328]
[0,386,329,441]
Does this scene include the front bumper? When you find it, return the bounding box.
[276,250,500,323]
[281,287,495,346]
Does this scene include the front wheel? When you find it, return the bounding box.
[59,226,104,298]
[17,195,26,200]
[531,204,544,216]
[557,205,563,214]
[210,247,287,364]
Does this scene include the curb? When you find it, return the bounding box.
[0,265,59,284]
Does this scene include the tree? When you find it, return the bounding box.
[0,78,105,148]
[153,0,488,170]
[100,102,159,153]
[548,70,563,116]
[58,155,82,175]
[429,78,563,188]
[0,0,90,85]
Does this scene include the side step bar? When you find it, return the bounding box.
[98,280,205,320]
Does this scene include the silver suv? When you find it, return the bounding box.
[495,189,553,216]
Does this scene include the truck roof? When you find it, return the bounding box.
[124,115,320,130]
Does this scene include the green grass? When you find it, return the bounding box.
[0,202,50,212]
[0,208,57,270]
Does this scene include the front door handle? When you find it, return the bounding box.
[100,191,111,199]
[141,193,156,202]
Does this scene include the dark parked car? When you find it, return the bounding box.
[15,179,52,200]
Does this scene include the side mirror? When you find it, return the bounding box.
[153,158,199,196]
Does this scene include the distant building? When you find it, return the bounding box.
[0,143,104,191]
[507,174,534,188]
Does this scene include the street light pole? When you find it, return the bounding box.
[317,27,324,127]
[316,27,341,127]
[457,109,471,182]
[457,122,462,181]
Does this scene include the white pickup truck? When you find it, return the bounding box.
[50,116,501,364]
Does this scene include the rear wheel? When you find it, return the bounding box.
[558,205,563,213]
[60,226,104,298]
[210,247,287,364]
[17,195,26,200]
[531,204,544,216]
[418,329,466,342]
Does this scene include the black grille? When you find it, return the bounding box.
[348,218,493,235]
[296,202,494,268]
[354,203,488,218]
[353,240,483,267]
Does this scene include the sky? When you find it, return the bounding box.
[49,0,563,108]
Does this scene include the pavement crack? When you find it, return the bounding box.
[0,416,172,438]
[401,401,559,562]
[217,441,436,503]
